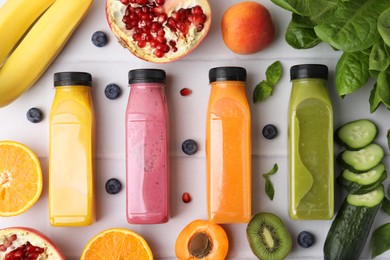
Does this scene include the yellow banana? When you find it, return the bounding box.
[0,0,93,107]
[0,0,55,65]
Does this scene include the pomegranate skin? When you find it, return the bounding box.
[222,1,276,55]
[105,0,211,63]
[0,227,65,259]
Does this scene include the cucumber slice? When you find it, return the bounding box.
[347,185,384,207]
[335,119,378,150]
[337,143,384,173]
[337,163,387,194]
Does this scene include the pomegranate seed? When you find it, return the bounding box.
[137,40,146,48]
[182,192,192,203]
[150,39,159,48]
[0,244,6,252]
[120,0,131,5]
[180,88,192,96]
[156,35,166,44]
[133,33,142,41]
[151,22,161,32]
[153,49,164,58]
[157,13,167,23]
[137,0,148,4]
[155,0,165,5]
[13,249,23,258]
[191,5,203,15]
[172,46,178,52]
[27,253,39,259]
[196,24,204,32]
[157,27,165,36]
[168,40,176,47]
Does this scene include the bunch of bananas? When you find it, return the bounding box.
[0,0,93,107]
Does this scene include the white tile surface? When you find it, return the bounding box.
[1,0,390,259]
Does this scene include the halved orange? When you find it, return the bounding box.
[0,140,42,216]
[81,228,154,260]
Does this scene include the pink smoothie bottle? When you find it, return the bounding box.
[126,69,169,224]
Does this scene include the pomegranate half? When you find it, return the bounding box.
[0,227,65,260]
[106,0,211,63]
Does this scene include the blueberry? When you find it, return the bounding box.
[91,31,108,47]
[262,124,278,139]
[105,83,121,100]
[26,107,43,123]
[297,231,315,248]
[105,178,122,195]
[182,139,198,155]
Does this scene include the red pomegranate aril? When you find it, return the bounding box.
[182,192,192,203]
[151,22,161,33]
[27,253,39,259]
[157,27,165,36]
[180,88,192,96]
[155,0,165,5]
[0,244,6,252]
[157,13,167,23]
[137,0,148,4]
[196,24,204,32]
[120,0,131,5]
[137,40,146,48]
[156,35,166,44]
[154,49,164,58]
[191,5,203,15]
[149,39,159,48]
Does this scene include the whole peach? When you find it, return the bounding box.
[221,1,275,54]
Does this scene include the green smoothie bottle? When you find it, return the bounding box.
[288,64,334,220]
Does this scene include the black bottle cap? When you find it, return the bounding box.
[209,67,247,83]
[290,64,328,80]
[54,72,92,87]
[128,69,166,84]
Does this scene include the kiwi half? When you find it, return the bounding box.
[246,212,292,260]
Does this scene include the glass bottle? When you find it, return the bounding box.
[126,69,169,224]
[288,64,334,220]
[206,66,251,223]
[49,72,95,226]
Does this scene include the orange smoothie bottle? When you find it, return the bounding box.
[206,67,251,223]
[49,72,95,226]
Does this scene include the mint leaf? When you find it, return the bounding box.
[266,61,283,86]
[262,164,278,200]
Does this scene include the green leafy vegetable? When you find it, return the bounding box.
[314,0,386,52]
[271,0,390,113]
[335,50,370,96]
[286,14,321,49]
[371,222,390,258]
[253,61,282,103]
[378,7,390,47]
[262,163,278,200]
[381,197,390,216]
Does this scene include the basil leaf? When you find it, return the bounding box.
[264,178,275,201]
[369,84,382,113]
[262,164,278,201]
[253,81,273,103]
[381,197,390,215]
[369,40,390,72]
[266,61,282,86]
[378,7,390,47]
[371,222,390,258]
[286,14,321,49]
[314,0,388,52]
[264,163,279,177]
[336,50,370,96]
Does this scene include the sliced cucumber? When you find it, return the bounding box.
[337,143,384,173]
[324,186,384,260]
[337,164,387,194]
[335,119,378,150]
[347,185,385,207]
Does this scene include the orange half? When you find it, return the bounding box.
[81,228,154,260]
[0,140,42,216]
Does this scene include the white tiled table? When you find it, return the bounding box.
[1,0,390,259]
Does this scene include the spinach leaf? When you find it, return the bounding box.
[307,0,338,24]
[262,164,278,201]
[378,7,390,47]
[377,70,390,109]
[314,0,389,52]
[369,40,390,72]
[336,50,370,96]
[270,0,310,16]
[253,61,282,103]
[369,84,382,113]
[371,222,390,258]
[285,14,321,49]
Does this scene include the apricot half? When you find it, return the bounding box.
[175,219,228,260]
[221,1,275,54]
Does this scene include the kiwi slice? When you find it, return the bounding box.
[246,212,292,260]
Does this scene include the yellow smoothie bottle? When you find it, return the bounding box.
[206,67,251,223]
[49,72,95,226]
[288,64,334,220]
